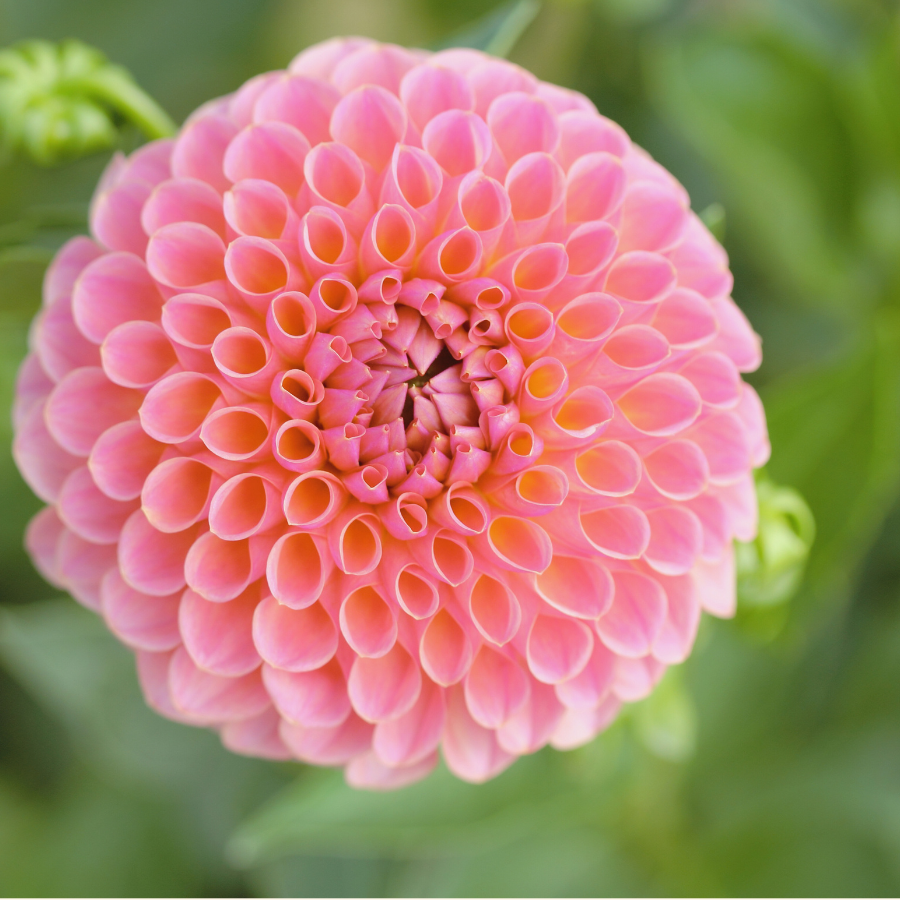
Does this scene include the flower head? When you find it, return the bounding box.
[13,37,769,788]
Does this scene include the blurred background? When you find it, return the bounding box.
[0,0,899,895]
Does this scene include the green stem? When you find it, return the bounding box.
[74,65,177,140]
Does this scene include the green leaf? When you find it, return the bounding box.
[646,24,865,313]
[229,753,574,866]
[434,0,541,58]
[761,314,900,614]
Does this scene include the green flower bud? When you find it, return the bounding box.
[0,39,174,165]
[737,475,815,609]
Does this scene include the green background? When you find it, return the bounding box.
[1,0,900,895]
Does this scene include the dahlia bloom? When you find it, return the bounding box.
[12,37,769,789]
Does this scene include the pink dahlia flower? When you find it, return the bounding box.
[13,37,769,789]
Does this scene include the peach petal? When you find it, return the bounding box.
[442,683,515,783]
[58,465,137,544]
[643,507,703,577]
[504,302,555,360]
[308,275,358,330]
[25,506,67,589]
[651,287,718,349]
[466,572,521,646]
[160,292,233,353]
[221,707,292,760]
[554,640,617,710]
[266,529,333,609]
[737,383,771,468]
[579,504,650,560]
[525,614,594,684]
[689,412,751,485]
[330,85,407,172]
[548,292,621,364]
[709,296,762,373]
[118,510,201,597]
[283,471,347,530]
[612,654,665,702]
[372,675,445,768]
[35,296,101,381]
[101,321,177,389]
[225,178,294,239]
[470,58,537,117]
[179,585,262,676]
[680,351,742,410]
[535,554,614,619]
[43,235,104,308]
[253,74,341,146]
[168,646,268,723]
[617,373,702,437]
[171,114,238,192]
[209,472,284,540]
[604,251,676,304]
[184,531,268,603]
[301,206,359,281]
[496,680,565,755]
[146,222,226,289]
[349,640,422,723]
[289,37,375,79]
[252,595,337,671]
[487,92,559,165]
[200,404,272,462]
[428,483,489,536]
[381,144,443,238]
[651,573,701,665]
[463,645,530,729]
[45,367,142,457]
[72,252,163,345]
[136,649,195,724]
[223,121,311,195]
[13,402,82,503]
[58,527,117,610]
[91,178,152,256]
[141,177,226,238]
[265,291,315,362]
[409,528,474,586]
[327,505,383,575]
[332,43,419,95]
[419,607,474,686]
[279,712,374,766]
[100,568,181,652]
[389,560,440,619]
[422,109,494,177]
[596,569,667,658]
[273,418,327,473]
[263,658,351,728]
[643,440,709,501]
[142,456,218,534]
[556,110,629,171]
[618,181,687,254]
[532,385,614,451]
[501,242,570,305]
[224,237,297,313]
[415,226,483,284]
[340,583,397,658]
[360,203,418,276]
[694,544,737,618]
[477,514,553,575]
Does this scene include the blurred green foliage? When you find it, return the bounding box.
[0,39,176,165]
[1,0,899,895]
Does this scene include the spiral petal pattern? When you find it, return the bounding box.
[13,37,769,789]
